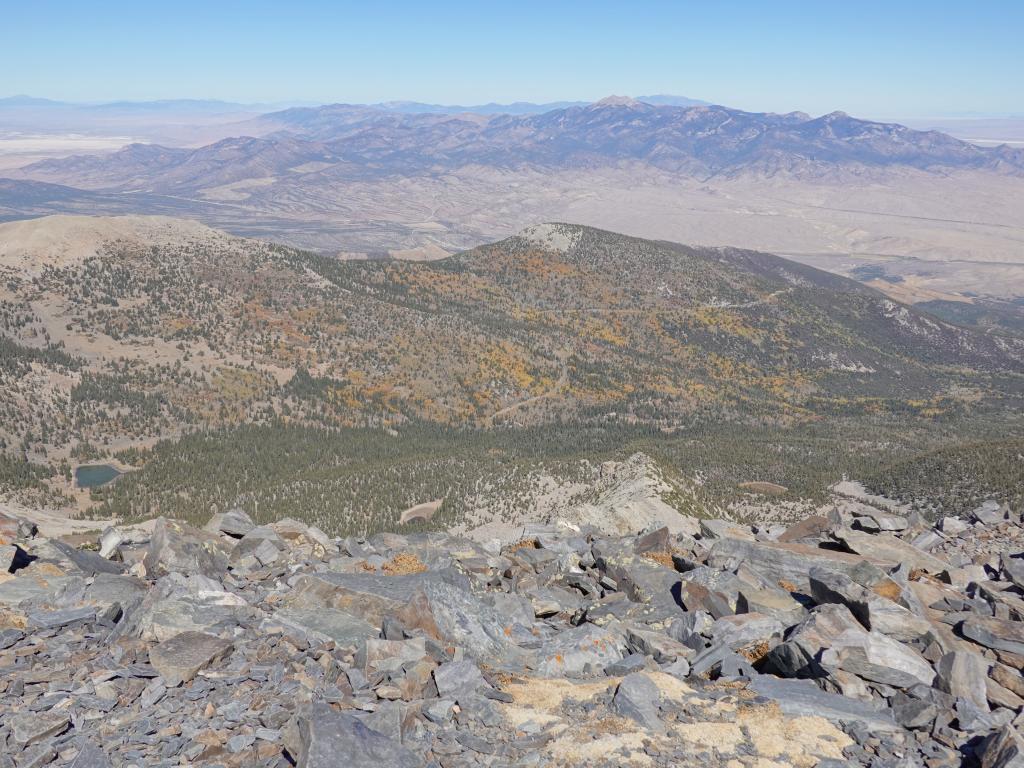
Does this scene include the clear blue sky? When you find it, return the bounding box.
[3,0,1021,117]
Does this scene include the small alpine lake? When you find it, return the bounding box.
[75,464,122,489]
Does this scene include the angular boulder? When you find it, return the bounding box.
[748,676,899,731]
[709,612,784,660]
[831,529,950,574]
[433,660,488,699]
[288,703,420,768]
[809,566,930,641]
[961,615,1024,657]
[287,569,459,628]
[272,606,377,647]
[48,540,125,577]
[612,672,664,732]
[768,603,863,678]
[827,628,935,688]
[143,518,230,578]
[535,623,627,677]
[978,725,1024,768]
[935,650,990,711]
[207,507,256,538]
[149,630,233,686]
[708,536,869,591]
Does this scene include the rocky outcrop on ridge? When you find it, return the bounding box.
[1,497,1023,767]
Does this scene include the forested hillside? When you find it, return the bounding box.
[1,217,1021,528]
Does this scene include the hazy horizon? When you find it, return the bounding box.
[3,0,1022,117]
[5,93,1023,125]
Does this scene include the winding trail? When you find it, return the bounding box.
[487,351,570,426]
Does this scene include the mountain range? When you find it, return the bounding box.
[15,99,1024,188]
[3,98,1024,304]
[0,93,709,116]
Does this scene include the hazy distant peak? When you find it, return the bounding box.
[593,95,645,108]
[0,94,66,107]
[635,94,712,108]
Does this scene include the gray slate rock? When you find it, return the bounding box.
[207,507,256,538]
[149,630,233,686]
[979,726,1024,768]
[748,676,900,731]
[69,739,112,768]
[828,628,935,688]
[1002,554,1024,591]
[287,568,461,626]
[404,579,530,666]
[1,543,18,572]
[535,623,626,677]
[0,627,24,649]
[49,540,125,576]
[28,606,96,630]
[831,528,952,574]
[272,605,377,647]
[708,536,869,590]
[891,692,938,730]
[434,660,488,698]
[289,703,420,768]
[14,744,56,768]
[962,615,1024,656]
[132,590,250,642]
[709,612,783,654]
[768,603,863,678]
[606,653,649,676]
[612,672,664,732]
[935,650,990,711]
[10,711,70,746]
[973,501,1006,525]
[143,517,230,578]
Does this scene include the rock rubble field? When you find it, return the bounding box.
[2,499,1024,767]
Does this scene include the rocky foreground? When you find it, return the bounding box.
[2,499,1024,767]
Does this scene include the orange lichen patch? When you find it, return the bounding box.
[508,538,539,553]
[641,550,676,569]
[357,560,377,573]
[382,552,428,575]
[777,579,798,593]
[739,640,771,664]
[871,579,904,601]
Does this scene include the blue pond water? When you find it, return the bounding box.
[75,464,121,489]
